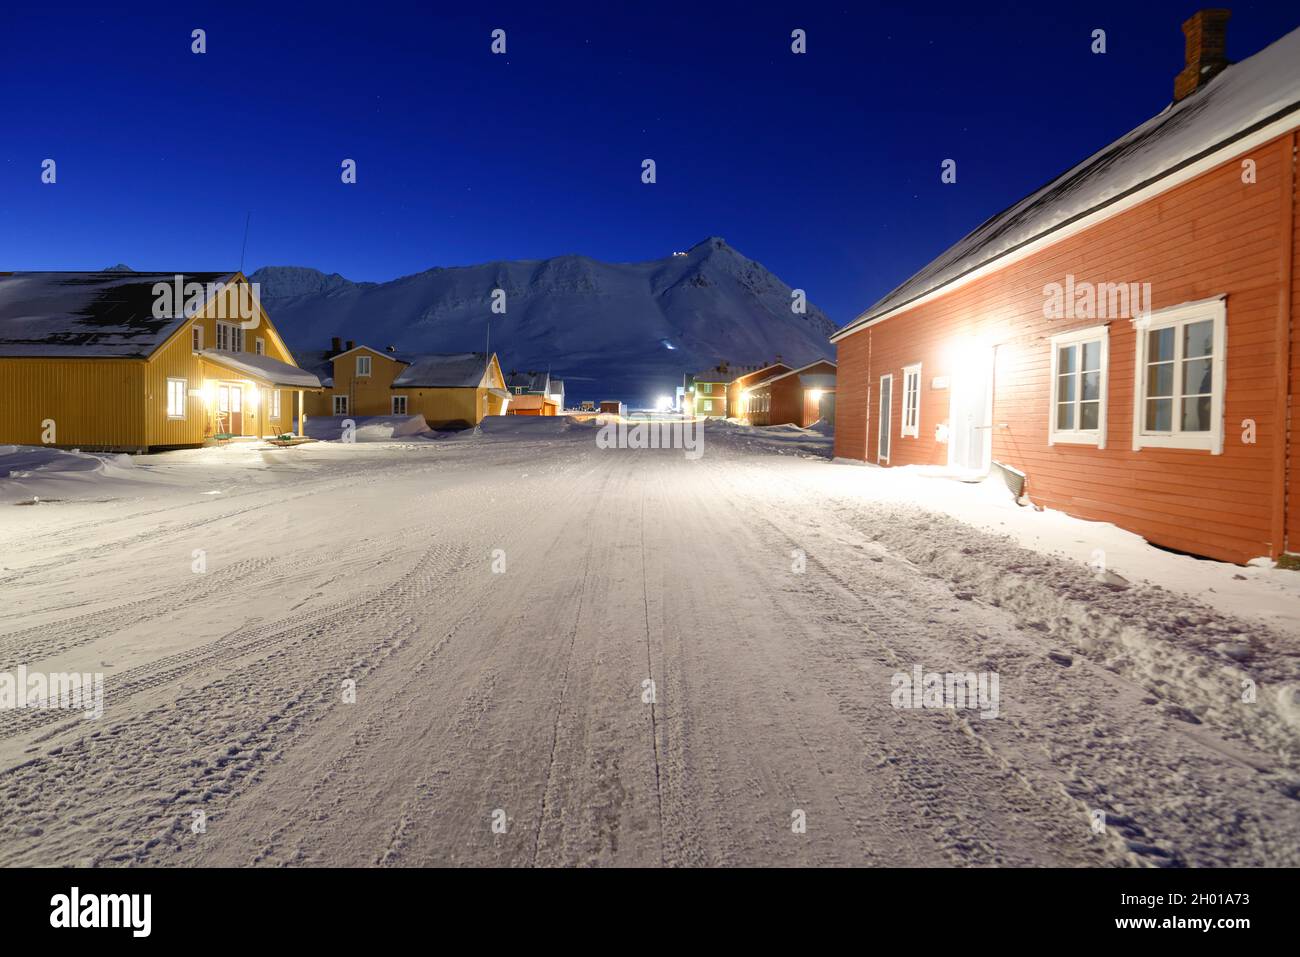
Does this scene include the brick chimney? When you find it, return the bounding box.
[345,339,355,351]
[1174,9,1230,102]
[330,336,342,354]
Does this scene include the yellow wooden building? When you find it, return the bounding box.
[302,344,510,428]
[0,271,322,452]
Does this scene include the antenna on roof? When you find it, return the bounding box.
[239,212,251,274]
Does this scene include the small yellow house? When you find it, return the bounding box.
[0,271,322,452]
[303,344,510,428]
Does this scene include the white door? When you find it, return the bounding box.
[948,346,994,475]
[877,374,893,464]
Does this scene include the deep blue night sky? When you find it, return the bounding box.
[3,1,1297,325]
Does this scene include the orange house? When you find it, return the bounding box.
[831,12,1300,564]
[507,394,559,416]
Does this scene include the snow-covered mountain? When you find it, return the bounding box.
[250,237,835,406]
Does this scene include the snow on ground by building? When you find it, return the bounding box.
[0,420,1296,866]
[303,414,436,442]
[0,444,143,505]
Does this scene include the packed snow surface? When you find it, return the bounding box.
[1,421,1297,866]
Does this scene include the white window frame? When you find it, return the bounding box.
[878,373,893,464]
[392,395,408,415]
[1049,324,1109,448]
[191,324,203,352]
[166,377,187,419]
[268,389,281,420]
[215,321,243,352]
[255,337,265,356]
[356,355,372,378]
[332,394,349,415]
[1131,297,1226,454]
[900,363,921,438]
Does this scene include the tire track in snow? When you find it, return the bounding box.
[0,528,473,866]
[638,487,667,866]
[712,460,1297,866]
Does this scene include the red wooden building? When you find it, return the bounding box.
[743,360,837,428]
[832,11,1300,563]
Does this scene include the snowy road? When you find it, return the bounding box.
[1,420,1297,867]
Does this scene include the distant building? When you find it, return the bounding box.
[728,362,792,418]
[302,343,509,428]
[687,368,733,418]
[686,359,792,418]
[508,394,559,416]
[742,360,837,428]
[505,370,550,396]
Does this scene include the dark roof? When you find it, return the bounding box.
[294,349,337,386]
[834,24,1300,340]
[505,370,549,392]
[750,360,837,390]
[0,271,235,357]
[691,370,737,383]
[392,352,492,388]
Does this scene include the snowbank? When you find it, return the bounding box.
[819,461,1300,638]
[469,415,596,437]
[0,445,141,503]
[304,415,434,442]
[708,420,834,459]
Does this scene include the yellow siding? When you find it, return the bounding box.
[402,387,482,427]
[0,358,146,449]
[144,276,302,443]
[144,337,207,447]
[316,347,407,417]
[187,278,298,367]
[0,274,309,450]
[308,349,509,426]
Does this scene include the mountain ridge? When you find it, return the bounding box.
[251,238,835,405]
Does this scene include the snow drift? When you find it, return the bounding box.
[304,415,435,442]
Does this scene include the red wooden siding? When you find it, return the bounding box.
[834,131,1299,564]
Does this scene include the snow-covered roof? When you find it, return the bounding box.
[834,25,1300,341]
[732,362,791,384]
[198,349,322,388]
[0,271,234,357]
[292,349,337,387]
[505,370,549,392]
[392,352,491,388]
[691,369,737,383]
[749,360,837,390]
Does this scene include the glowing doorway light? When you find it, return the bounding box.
[809,389,824,403]
[656,395,672,412]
